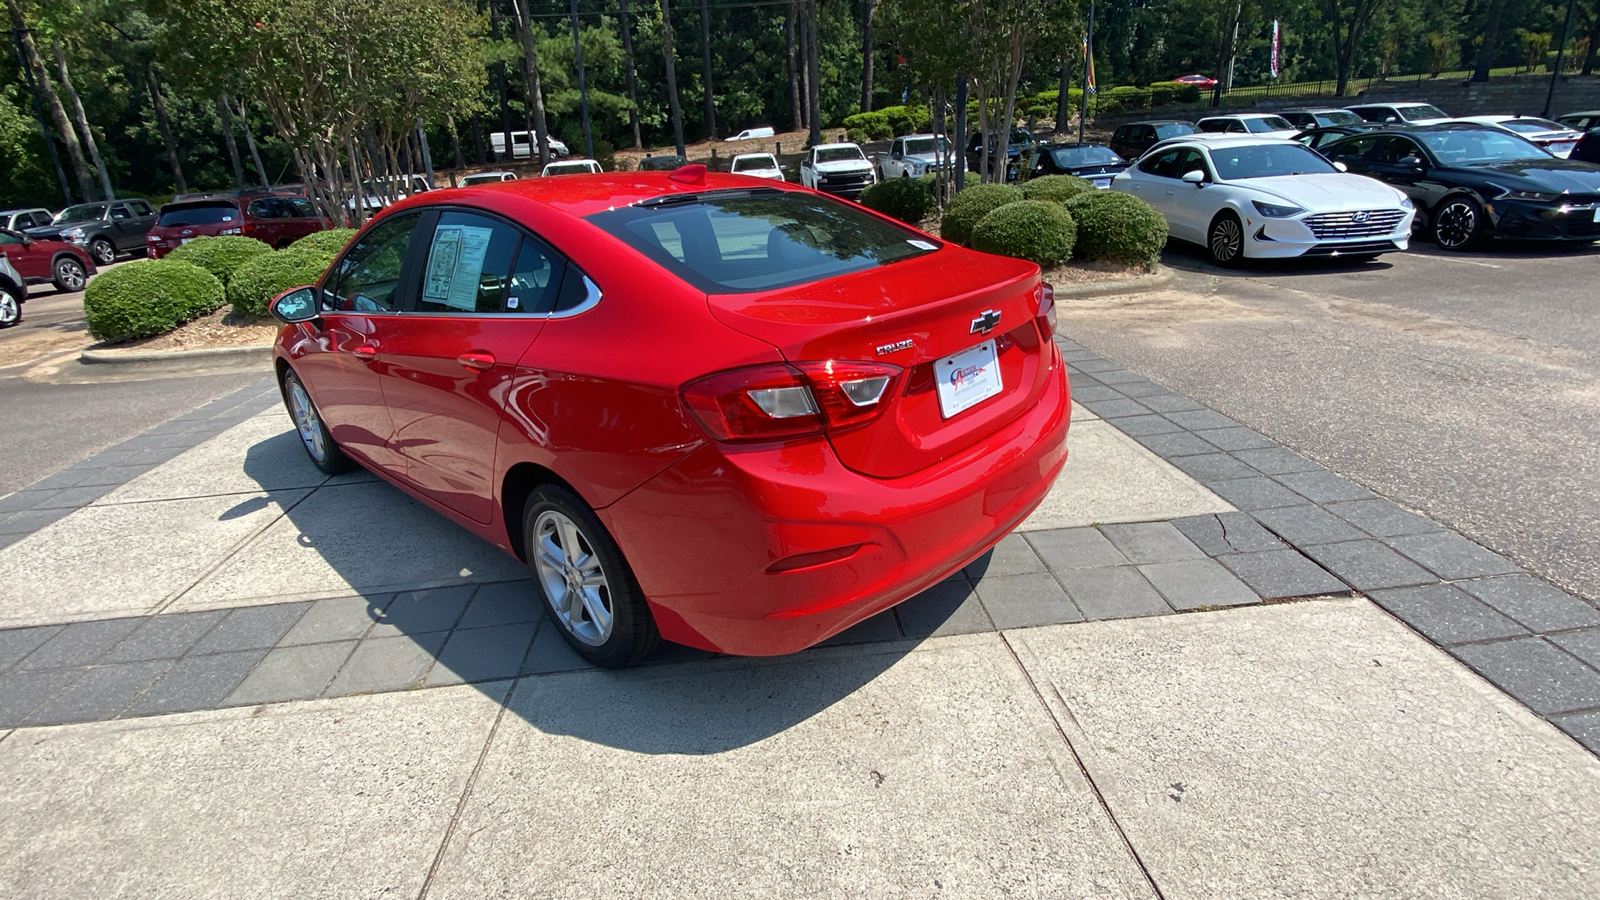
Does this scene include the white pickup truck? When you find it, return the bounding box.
[876,134,954,179]
[799,143,877,200]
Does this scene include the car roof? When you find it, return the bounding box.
[381,171,809,222]
[1119,120,1193,127]
[0,207,49,215]
[1561,110,1600,117]
[1279,107,1348,113]
[1347,101,1438,109]
[465,171,517,177]
[1199,112,1288,120]
[814,142,862,151]
[1152,133,1298,150]
[731,152,777,160]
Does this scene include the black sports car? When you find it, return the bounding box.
[1029,143,1128,187]
[1320,124,1600,249]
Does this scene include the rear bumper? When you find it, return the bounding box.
[600,356,1071,656]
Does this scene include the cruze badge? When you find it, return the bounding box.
[970,310,1002,335]
[875,338,914,356]
[1352,211,1370,223]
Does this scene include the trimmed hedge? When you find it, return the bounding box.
[83,258,225,343]
[164,235,272,282]
[1020,175,1098,204]
[842,104,930,143]
[970,201,1077,268]
[290,228,358,255]
[227,248,336,319]
[860,176,936,224]
[939,183,1023,247]
[1064,190,1168,266]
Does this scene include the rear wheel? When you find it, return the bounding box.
[1432,196,1483,250]
[524,485,659,668]
[281,368,354,475]
[1208,211,1245,266]
[0,286,20,329]
[52,256,86,292]
[89,237,115,266]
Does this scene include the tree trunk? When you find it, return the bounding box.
[471,114,487,165]
[512,0,554,165]
[232,95,270,189]
[662,0,687,156]
[448,114,465,170]
[215,95,246,189]
[53,41,111,201]
[786,1,803,131]
[7,2,95,202]
[860,0,875,113]
[806,0,822,145]
[1474,0,1511,82]
[1055,56,1071,133]
[954,73,967,192]
[1582,2,1600,76]
[144,62,186,194]
[618,0,643,148]
[698,0,716,139]
[490,4,512,159]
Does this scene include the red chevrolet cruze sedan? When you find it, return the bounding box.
[269,167,1071,667]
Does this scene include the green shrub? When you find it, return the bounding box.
[1021,175,1098,204]
[843,110,892,143]
[1065,190,1168,266]
[290,228,358,255]
[860,176,936,225]
[227,248,335,319]
[164,235,272,283]
[970,200,1077,268]
[939,183,1023,246]
[83,258,225,343]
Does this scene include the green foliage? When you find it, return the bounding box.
[860,177,936,225]
[290,229,359,254]
[970,201,1077,268]
[1064,191,1168,267]
[844,111,893,142]
[165,235,272,282]
[1021,175,1097,204]
[83,259,225,343]
[227,248,336,319]
[940,183,1023,247]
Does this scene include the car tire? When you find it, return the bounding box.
[281,368,355,475]
[1208,211,1245,266]
[52,256,86,292]
[1431,196,1483,251]
[523,485,659,669]
[89,237,115,266]
[0,285,21,329]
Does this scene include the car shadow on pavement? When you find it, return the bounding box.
[1158,240,1398,277]
[236,423,974,753]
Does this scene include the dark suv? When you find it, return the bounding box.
[148,192,327,258]
[25,199,157,265]
[1109,121,1198,162]
[965,128,1039,179]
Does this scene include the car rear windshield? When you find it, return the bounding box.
[1420,129,1547,163]
[1210,143,1337,179]
[54,203,106,223]
[1314,110,1363,126]
[1247,116,1294,132]
[1400,105,1447,121]
[1497,118,1566,134]
[1050,146,1123,167]
[1154,123,1196,139]
[586,188,938,293]
[158,202,239,226]
[902,137,949,155]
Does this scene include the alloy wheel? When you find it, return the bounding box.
[55,259,85,291]
[286,377,328,463]
[90,239,115,266]
[0,291,17,327]
[1210,216,1243,264]
[1433,200,1478,250]
[532,510,614,647]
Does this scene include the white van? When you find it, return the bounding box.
[724,126,776,142]
[488,131,571,160]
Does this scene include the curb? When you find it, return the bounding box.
[1050,265,1174,300]
[79,344,273,367]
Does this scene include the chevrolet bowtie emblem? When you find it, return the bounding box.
[970,310,1002,335]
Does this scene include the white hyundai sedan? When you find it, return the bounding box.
[1113,134,1415,265]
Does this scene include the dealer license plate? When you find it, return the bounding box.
[934,339,1003,418]
[1093,178,1112,189]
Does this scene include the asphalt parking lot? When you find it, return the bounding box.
[1062,238,1600,603]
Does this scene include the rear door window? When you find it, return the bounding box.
[414,211,522,314]
[158,203,239,227]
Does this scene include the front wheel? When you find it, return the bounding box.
[281,368,354,475]
[524,485,659,668]
[1432,196,1484,250]
[0,286,20,329]
[1208,211,1245,266]
[89,238,115,266]
[52,256,86,292]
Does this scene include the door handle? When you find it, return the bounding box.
[457,351,495,371]
[351,345,377,361]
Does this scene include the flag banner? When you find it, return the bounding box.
[1271,20,1280,78]
[1083,35,1097,94]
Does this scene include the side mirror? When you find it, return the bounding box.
[1181,169,1207,186]
[1333,161,1349,172]
[1399,155,1425,170]
[269,286,319,325]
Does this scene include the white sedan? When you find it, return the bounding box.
[1112,134,1415,265]
[1447,115,1585,158]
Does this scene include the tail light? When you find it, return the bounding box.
[683,361,902,442]
[1035,281,1057,336]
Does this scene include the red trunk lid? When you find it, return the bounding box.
[706,249,1053,479]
